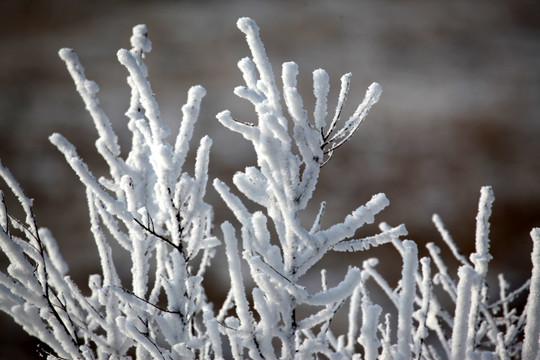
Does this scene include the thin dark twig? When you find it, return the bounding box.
[256,256,297,286]
[134,218,182,253]
[323,75,350,142]
[113,285,182,316]
[19,209,81,350]
[7,214,41,254]
[319,152,333,168]
[133,324,171,360]
[48,286,81,340]
[233,117,255,127]
[147,213,155,233]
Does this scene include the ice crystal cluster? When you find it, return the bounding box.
[0,18,539,360]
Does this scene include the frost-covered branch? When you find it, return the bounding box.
[0,17,538,360]
[357,187,539,359]
[214,17,402,359]
[1,24,218,359]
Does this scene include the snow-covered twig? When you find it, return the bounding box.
[0,17,538,360]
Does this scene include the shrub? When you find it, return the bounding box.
[0,17,538,359]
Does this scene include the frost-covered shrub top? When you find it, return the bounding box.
[0,17,539,360]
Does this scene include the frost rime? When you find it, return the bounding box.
[0,18,538,360]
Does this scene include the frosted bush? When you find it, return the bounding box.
[0,17,539,359]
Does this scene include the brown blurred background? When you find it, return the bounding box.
[1,0,539,358]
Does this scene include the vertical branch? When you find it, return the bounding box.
[117,49,168,143]
[451,265,478,359]
[313,69,329,133]
[236,17,282,115]
[358,283,382,360]
[522,228,540,360]
[222,222,253,332]
[58,49,120,156]
[174,86,207,173]
[413,257,431,359]
[472,186,494,278]
[346,283,362,353]
[467,186,494,350]
[87,190,120,287]
[397,240,418,360]
[222,222,264,360]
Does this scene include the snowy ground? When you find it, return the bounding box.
[1,0,539,357]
